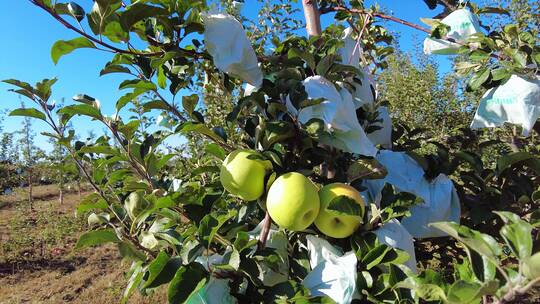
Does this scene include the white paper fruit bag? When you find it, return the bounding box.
[202,12,263,87]
[470,74,540,136]
[423,9,482,55]
[296,76,377,156]
[367,106,392,149]
[374,219,418,273]
[338,27,376,108]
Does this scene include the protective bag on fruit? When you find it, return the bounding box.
[470,74,540,136]
[366,106,392,149]
[423,9,482,55]
[364,151,461,238]
[202,12,263,87]
[364,151,431,205]
[338,27,376,108]
[295,76,377,156]
[302,235,357,304]
[374,219,418,273]
[400,175,461,238]
[186,278,237,304]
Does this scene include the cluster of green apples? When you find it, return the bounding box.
[220,149,366,238]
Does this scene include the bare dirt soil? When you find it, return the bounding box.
[0,185,166,304]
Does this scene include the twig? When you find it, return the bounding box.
[324,6,431,34]
[495,276,540,304]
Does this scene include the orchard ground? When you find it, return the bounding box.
[0,185,167,304]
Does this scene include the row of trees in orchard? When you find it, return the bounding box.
[4,0,540,303]
[0,101,83,206]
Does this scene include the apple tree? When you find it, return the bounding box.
[4,0,540,303]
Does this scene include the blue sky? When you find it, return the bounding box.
[0,1,451,151]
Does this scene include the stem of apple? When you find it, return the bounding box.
[258,212,272,250]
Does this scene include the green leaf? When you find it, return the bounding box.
[119,79,157,91]
[511,49,528,67]
[182,94,199,115]
[477,7,510,15]
[347,158,387,181]
[263,121,295,147]
[496,152,535,174]
[446,281,484,304]
[325,195,364,217]
[467,68,490,91]
[361,244,391,269]
[119,3,168,32]
[100,64,131,76]
[198,210,236,248]
[58,104,102,123]
[177,122,225,143]
[76,197,108,215]
[117,241,146,261]
[167,263,207,304]
[9,108,46,121]
[157,66,166,89]
[88,0,122,36]
[35,78,58,101]
[68,2,85,21]
[213,248,241,271]
[73,94,100,108]
[288,47,316,70]
[491,67,510,81]
[522,252,540,280]
[494,211,533,259]
[316,55,335,76]
[51,37,96,64]
[142,99,170,112]
[142,251,170,288]
[75,229,121,249]
[453,151,483,173]
[2,79,35,93]
[205,143,225,160]
[121,261,144,304]
[430,222,501,264]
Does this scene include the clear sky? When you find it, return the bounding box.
[0,1,451,151]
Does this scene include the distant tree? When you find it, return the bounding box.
[16,101,45,208]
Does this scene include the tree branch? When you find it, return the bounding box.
[326,6,431,34]
[30,0,203,59]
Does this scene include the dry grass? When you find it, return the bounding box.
[0,185,166,304]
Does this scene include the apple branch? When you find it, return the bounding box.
[29,0,202,59]
[322,5,431,34]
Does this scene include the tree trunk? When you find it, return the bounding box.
[302,1,335,179]
[302,0,322,36]
[59,168,64,204]
[77,178,82,199]
[27,171,33,210]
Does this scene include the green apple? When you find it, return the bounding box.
[314,183,365,238]
[266,172,320,231]
[125,191,150,220]
[220,149,272,201]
